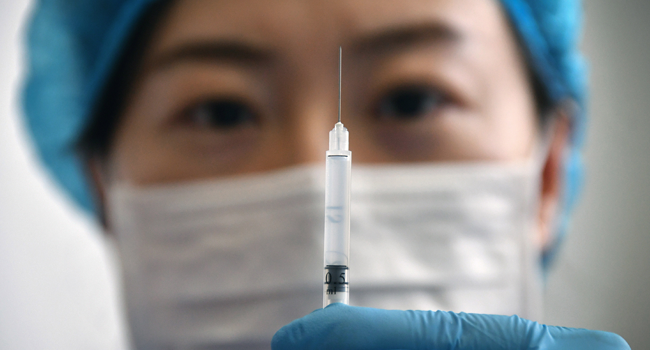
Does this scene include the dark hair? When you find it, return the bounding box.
[77,2,555,160]
[76,0,174,160]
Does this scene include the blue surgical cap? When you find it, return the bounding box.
[22,0,586,266]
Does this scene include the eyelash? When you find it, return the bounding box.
[178,96,261,131]
[173,81,450,133]
[371,84,449,122]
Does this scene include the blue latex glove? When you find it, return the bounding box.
[272,303,629,350]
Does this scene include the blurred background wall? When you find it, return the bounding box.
[0,0,648,349]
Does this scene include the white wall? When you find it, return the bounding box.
[0,0,648,349]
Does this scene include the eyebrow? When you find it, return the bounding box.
[349,22,462,55]
[148,22,460,72]
[149,40,274,71]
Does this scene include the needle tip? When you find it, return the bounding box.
[338,47,342,124]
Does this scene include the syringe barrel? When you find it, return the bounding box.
[323,150,351,266]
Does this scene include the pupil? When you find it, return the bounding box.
[197,100,253,128]
[380,87,438,120]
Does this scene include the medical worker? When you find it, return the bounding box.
[23,0,629,349]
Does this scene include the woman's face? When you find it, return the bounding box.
[108,0,539,184]
[101,0,568,246]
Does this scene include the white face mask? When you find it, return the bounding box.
[107,160,544,350]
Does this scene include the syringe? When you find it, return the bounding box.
[323,47,351,307]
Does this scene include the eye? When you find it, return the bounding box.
[376,86,445,121]
[185,99,257,130]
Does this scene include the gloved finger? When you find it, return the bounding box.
[272,303,630,350]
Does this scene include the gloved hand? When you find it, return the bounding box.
[272,303,630,350]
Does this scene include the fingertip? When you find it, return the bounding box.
[271,316,309,350]
[593,331,631,350]
[272,306,339,350]
[548,327,631,350]
[271,327,288,350]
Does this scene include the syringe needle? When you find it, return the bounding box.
[338,46,342,124]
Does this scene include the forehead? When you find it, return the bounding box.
[149,0,509,60]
